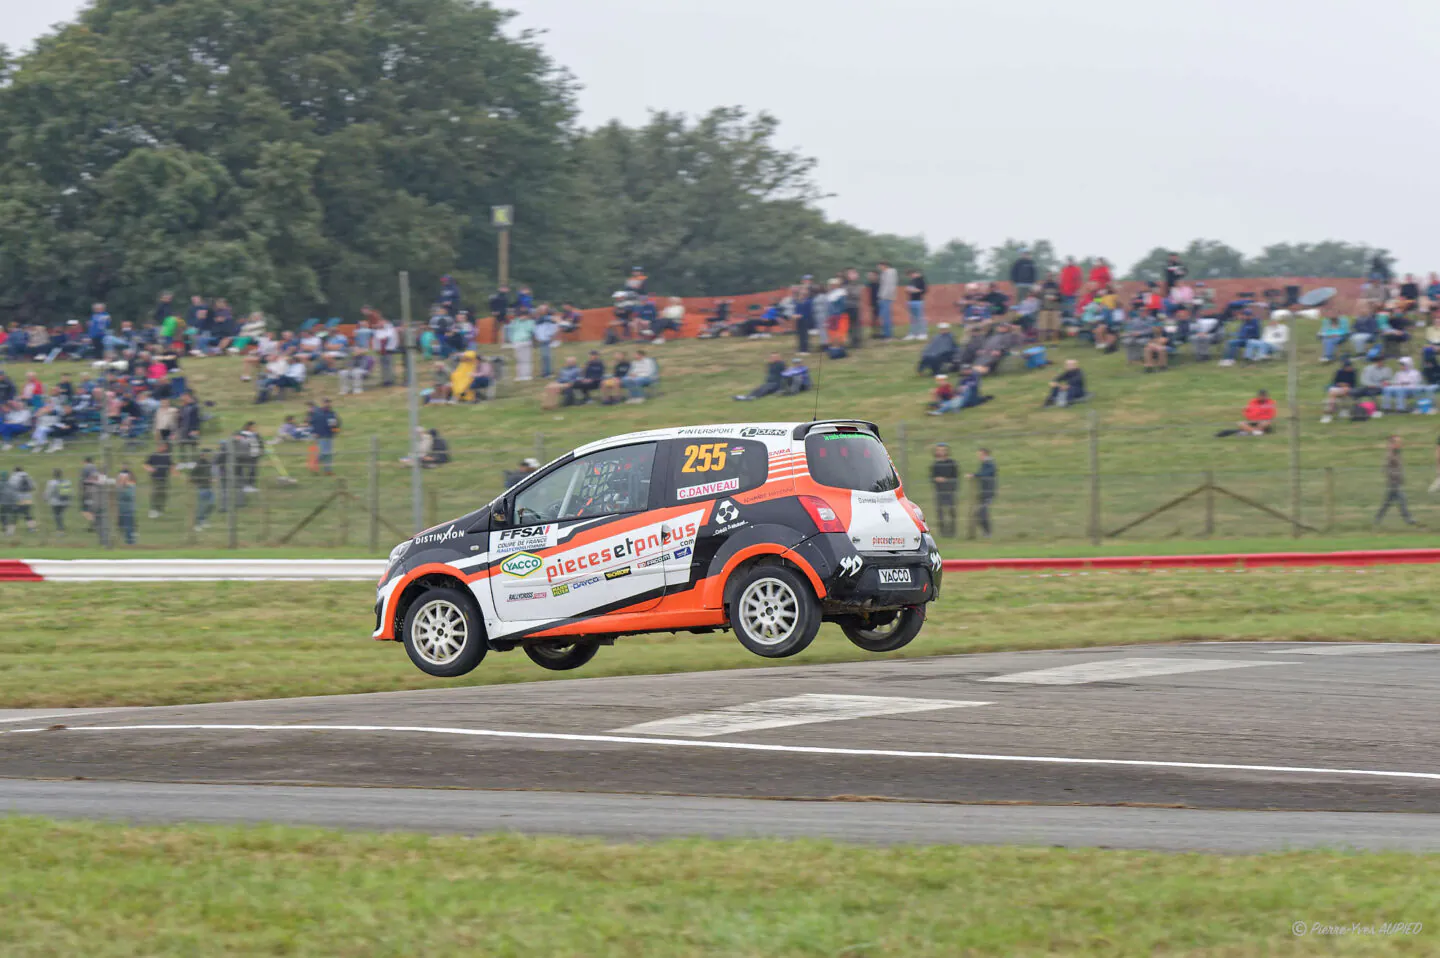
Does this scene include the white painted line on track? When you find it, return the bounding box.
[612,694,989,738]
[0,709,122,725]
[1259,645,1439,656]
[4,724,1438,783]
[979,657,1282,686]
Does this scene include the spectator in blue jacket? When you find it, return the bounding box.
[307,398,341,475]
[1219,312,1261,366]
[87,304,111,359]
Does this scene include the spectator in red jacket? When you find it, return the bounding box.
[1088,258,1112,289]
[1240,390,1277,436]
[1059,258,1083,316]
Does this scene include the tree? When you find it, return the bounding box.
[1246,241,1380,278]
[1128,240,1248,282]
[926,239,983,284]
[985,239,1057,282]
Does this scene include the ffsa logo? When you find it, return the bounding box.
[500,552,543,577]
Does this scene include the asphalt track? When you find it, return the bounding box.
[3,642,1439,850]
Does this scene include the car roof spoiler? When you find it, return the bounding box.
[791,420,882,440]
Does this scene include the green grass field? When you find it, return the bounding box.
[3,568,1433,708]
[3,319,1439,554]
[0,817,1433,957]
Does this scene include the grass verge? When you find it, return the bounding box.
[3,567,1435,708]
[0,817,1434,957]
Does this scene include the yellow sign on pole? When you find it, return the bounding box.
[491,205,514,229]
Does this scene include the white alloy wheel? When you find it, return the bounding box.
[738,577,800,647]
[411,599,468,666]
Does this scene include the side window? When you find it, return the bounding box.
[513,444,656,525]
[670,438,769,502]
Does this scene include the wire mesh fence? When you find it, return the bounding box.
[1,416,1433,551]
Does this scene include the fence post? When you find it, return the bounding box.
[534,432,546,467]
[260,485,271,545]
[337,478,350,547]
[1204,470,1215,537]
[99,433,113,550]
[427,485,439,529]
[1087,409,1101,545]
[964,476,977,540]
[1325,467,1335,532]
[225,438,239,550]
[1286,315,1301,537]
[897,422,910,487]
[368,436,380,553]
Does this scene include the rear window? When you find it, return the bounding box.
[805,433,899,492]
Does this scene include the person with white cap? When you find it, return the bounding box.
[916,323,958,376]
[1381,357,1436,413]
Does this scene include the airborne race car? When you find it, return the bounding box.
[374,420,943,674]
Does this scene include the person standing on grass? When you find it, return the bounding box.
[79,456,100,532]
[966,448,997,538]
[1376,435,1419,526]
[116,468,137,545]
[508,310,535,382]
[45,468,71,536]
[143,440,172,519]
[905,269,929,341]
[929,443,959,537]
[876,261,899,340]
[308,399,341,476]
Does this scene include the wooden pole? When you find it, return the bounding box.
[1204,470,1215,538]
[498,228,510,287]
[368,435,380,553]
[401,270,423,535]
[1287,312,1301,537]
[1087,409,1101,545]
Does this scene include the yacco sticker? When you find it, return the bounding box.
[499,552,543,577]
[604,567,633,580]
[677,477,740,501]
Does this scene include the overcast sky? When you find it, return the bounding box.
[6,0,1436,272]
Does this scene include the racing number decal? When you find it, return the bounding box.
[682,443,729,474]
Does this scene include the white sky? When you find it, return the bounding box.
[6,0,1436,273]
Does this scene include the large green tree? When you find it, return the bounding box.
[0,0,583,323]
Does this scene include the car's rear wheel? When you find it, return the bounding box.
[402,587,487,677]
[523,639,600,671]
[839,605,926,653]
[728,564,820,658]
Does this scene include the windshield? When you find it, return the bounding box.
[805,432,899,493]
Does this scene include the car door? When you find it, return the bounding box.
[658,435,774,594]
[490,442,664,623]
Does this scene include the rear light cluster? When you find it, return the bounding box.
[799,495,845,533]
[900,497,929,532]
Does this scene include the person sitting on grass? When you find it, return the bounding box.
[622,349,658,403]
[734,353,787,401]
[927,366,989,415]
[1219,311,1261,366]
[1245,315,1289,361]
[1321,359,1358,423]
[1044,359,1088,407]
[572,350,606,404]
[1238,389,1276,436]
[598,352,631,405]
[1381,357,1437,413]
[917,324,959,376]
[1141,319,1170,372]
[1318,314,1350,362]
[927,374,956,411]
[1356,355,1392,409]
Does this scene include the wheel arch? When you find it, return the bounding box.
[389,568,479,642]
[713,545,826,621]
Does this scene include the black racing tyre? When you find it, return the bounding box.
[523,639,601,671]
[839,605,926,653]
[402,587,487,677]
[727,563,821,658]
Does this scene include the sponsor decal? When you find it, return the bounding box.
[541,515,702,582]
[673,545,693,559]
[506,590,549,601]
[414,524,463,546]
[881,509,891,522]
[737,486,790,504]
[837,555,863,577]
[677,426,736,436]
[879,568,914,586]
[572,574,603,590]
[637,554,667,569]
[677,477,740,501]
[740,426,789,437]
[493,524,555,556]
[713,499,740,525]
[604,567,633,581]
[929,551,943,572]
[500,552,543,577]
[729,446,745,455]
[856,494,889,504]
[871,536,907,547]
[551,584,571,597]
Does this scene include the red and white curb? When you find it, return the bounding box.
[0,559,386,582]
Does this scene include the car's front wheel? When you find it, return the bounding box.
[728,563,820,658]
[402,587,487,677]
[523,639,600,671]
[838,605,926,653]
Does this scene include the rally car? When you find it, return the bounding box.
[374,420,943,675]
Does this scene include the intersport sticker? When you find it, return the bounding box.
[677,477,739,501]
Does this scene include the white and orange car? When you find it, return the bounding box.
[374,420,942,674]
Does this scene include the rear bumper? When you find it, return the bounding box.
[794,532,942,610]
